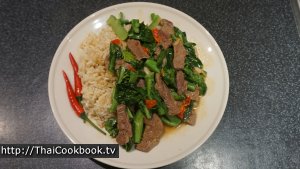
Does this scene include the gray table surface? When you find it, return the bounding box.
[0,0,299,168]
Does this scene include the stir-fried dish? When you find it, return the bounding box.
[104,13,207,152]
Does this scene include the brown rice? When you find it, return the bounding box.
[78,26,117,127]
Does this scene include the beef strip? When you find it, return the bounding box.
[155,73,180,115]
[127,39,149,60]
[116,104,132,145]
[158,19,174,49]
[176,70,187,94]
[136,114,164,152]
[173,39,187,70]
[154,46,161,60]
[185,111,196,125]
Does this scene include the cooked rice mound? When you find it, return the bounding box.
[78,26,117,127]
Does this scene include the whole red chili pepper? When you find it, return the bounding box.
[62,71,106,135]
[69,52,82,102]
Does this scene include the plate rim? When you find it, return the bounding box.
[48,2,229,168]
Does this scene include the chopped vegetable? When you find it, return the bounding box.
[104,117,118,138]
[152,28,160,43]
[131,19,140,33]
[109,86,118,113]
[117,67,129,84]
[109,43,122,73]
[145,59,160,73]
[183,66,207,95]
[183,101,194,122]
[178,96,191,119]
[139,101,152,119]
[161,115,181,127]
[128,23,155,43]
[111,38,121,45]
[126,107,134,119]
[133,110,144,143]
[156,48,166,68]
[149,13,161,29]
[171,90,185,101]
[116,83,146,105]
[107,15,128,40]
[119,12,130,25]
[122,138,134,152]
[187,82,196,91]
[145,99,157,109]
[145,72,154,99]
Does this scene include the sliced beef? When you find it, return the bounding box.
[127,39,149,60]
[158,19,174,49]
[176,70,187,94]
[137,79,145,88]
[160,19,174,35]
[116,104,132,145]
[185,111,196,126]
[186,87,200,101]
[154,46,161,60]
[173,39,187,70]
[155,74,180,115]
[136,114,164,152]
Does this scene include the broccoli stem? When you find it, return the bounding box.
[131,19,140,33]
[148,13,161,29]
[133,110,144,143]
[161,115,181,127]
[109,87,118,113]
[107,15,128,40]
[145,59,160,73]
[145,72,154,99]
[139,101,151,119]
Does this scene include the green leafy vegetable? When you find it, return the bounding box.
[183,66,207,95]
[107,15,128,40]
[187,82,196,91]
[161,48,177,89]
[108,43,122,73]
[185,53,203,68]
[145,72,154,99]
[171,90,186,101]
[133,110,144,143]
[183,101,194,122]
[161,115,181,127]
[116,83,146,105]
[148,13,161,29]
[109,87,118,113]
[131,19,140,33]
[128,23,155,43]
[122,138,134,152]
[119,12,130,25]
[104,117,119,138]
[139,101,152,119]
[145,59,160,73]
[117,67,130,84]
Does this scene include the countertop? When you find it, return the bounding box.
[0,0,299,168]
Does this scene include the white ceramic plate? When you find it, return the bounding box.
[48,2,229,169]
